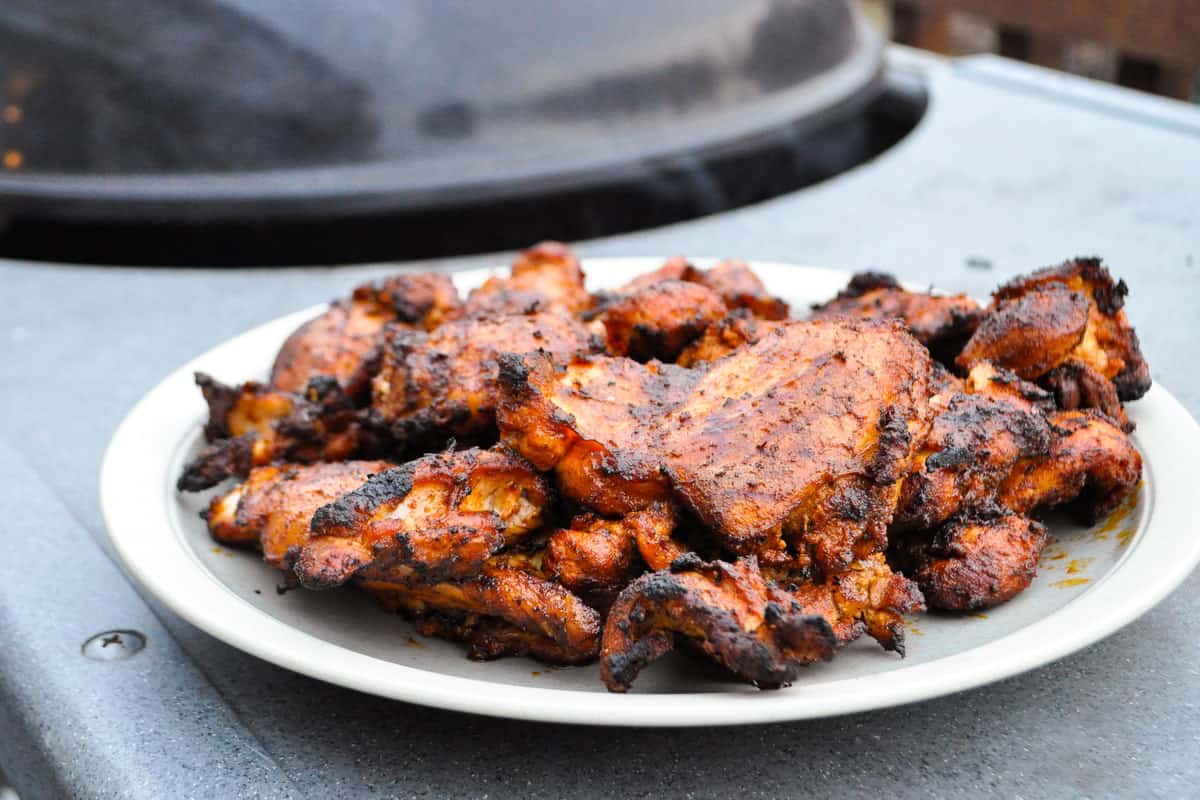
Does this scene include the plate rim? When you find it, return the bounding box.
[100,258,1200,727]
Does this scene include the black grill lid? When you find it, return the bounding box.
[0,0,881,223]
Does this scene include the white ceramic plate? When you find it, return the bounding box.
[101,259,1200,727]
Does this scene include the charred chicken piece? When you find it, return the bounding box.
[372,312,600,448]
[627,502,685,571]
[700,260,790,320]
[295,447,549,588]
[958,258,1151,404]
[600,555,837,692]
[894,382,1053,532]
[998,409,1142,523]
[178,374,382,491]
[545,512,645,599]
[270,272,461,400]
[206,460,390,570]
[597,279,727,362]
[1043,360,1133,432]
[359,552,602,662]
[810,271,983,363]
[463,241,592,317]
[962,360,1057,414]
[784,553,925,653]
[675,311,780,367]
[662,320,933,574]
[618,257,789,320]
[497,352,699,515]
[891,509,1047,611]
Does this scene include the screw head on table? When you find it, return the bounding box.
[81,630,146,661]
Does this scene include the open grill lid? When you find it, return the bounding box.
[0,0,881,223]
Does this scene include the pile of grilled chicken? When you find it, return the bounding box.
[180,243,1149,692]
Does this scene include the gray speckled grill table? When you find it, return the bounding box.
[2,51,1198,799]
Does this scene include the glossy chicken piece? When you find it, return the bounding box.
[206,460,390,570]
[662,320,933,574]
[675,311,779,367]
[177,374,382,491]
[998,410,1142,523]
[627,502,685,571]
[359,551,602,663]
[894,381,1052,531]
[295,447,549,588]
[270,272,461,400]
[959,258,1151,402]
[619,257,789,320]
[463,241,592,317]
[598,280,726,362]
[784,553,925,654]
[497,352,699,515]
[700,260,790,320]
[372,312,600,448]
[545,511,646,599]
[600,555,837,692]
[810,272,983,363]
[891,510,1047,611]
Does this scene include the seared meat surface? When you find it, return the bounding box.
[661,320,933,573]
[207,460,391,570]
[891,509,1047,611]
[959,258,1151,413]
[271,272,461,399]
[295,446,549,588]
[372,312,600,448]
[497,352,699,515]
[810,271,983,363]
[362,552,602,664]
[597,279,727,362]
[463,241,592,317]
[601,555,837,692]
[178,374,383,491]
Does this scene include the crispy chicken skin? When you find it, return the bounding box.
[206,460,390,570]
[600,555,837,692]
[810,271,983,363]
[497,352,699,515]
[372,312,600,447]
[463,241,592,317]
[998,409,1142,523]
[675,311,779,367]
[598,280,727,362]
[892,510,1047,611]
[959,258,1151,403]
[178,374,382,491]
[359,552,602,662]
[662,320,933,573]
[270,272,461,399]
[295,447,549,589]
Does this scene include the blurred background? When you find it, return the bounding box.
[0,1,1194,269]
[860,0,1199,101]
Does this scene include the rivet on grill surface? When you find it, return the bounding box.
[81,630,146,661]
